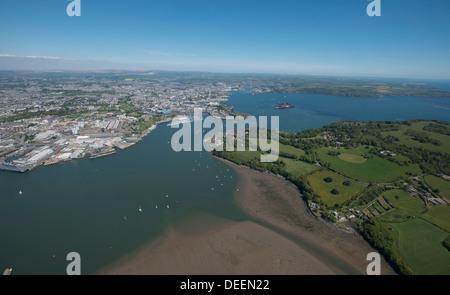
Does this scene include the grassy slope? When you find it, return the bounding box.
[317,147,421,183]
[386,218,450,275]
[307,171,365,207]
[420,205,450,233]
[281,157,318,177]
[379,189,426,223]
[381,121,450,154]
[378,189,450,274]
[424,175,450,200]
[338,153,367,163]
[279,143,306,158]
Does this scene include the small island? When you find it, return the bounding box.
[275,102,295,109]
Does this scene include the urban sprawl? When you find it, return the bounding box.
[0,72,272,173]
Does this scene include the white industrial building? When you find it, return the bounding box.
[29,148,53,163]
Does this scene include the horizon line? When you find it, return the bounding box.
[1,68,450,82]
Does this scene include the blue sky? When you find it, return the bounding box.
[0,0,449,79]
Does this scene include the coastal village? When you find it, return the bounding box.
[311,178,448,226]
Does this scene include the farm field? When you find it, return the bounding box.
[379,189,426,223]
[338,153,367,163]
[386,218,450,275]
[307,170,366,207]
[381,121,450,154]
[378,188,450,274]
[279,143,306,158]
[420,205,450,233]
[317,147,422,183]
[424,175,450,200]
[281,157,318,177]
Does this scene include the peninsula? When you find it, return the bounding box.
[213,119,450,275]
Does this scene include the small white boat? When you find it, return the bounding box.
[165,194,168,198]
[139,206,142,212]
[155,205,158,209]
[166,204,170,209]
[19,191,22,195]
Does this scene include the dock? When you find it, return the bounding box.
[89,150,116,159]
[0,163,29,173]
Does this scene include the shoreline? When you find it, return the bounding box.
[97,154,395,275]
[0,119,168,174]
[98,215,336,275]
[217,157,396,275]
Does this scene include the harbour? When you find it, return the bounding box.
[0,124,244,274]
[1,89,449,274]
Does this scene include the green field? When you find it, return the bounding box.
[281,157,318,177]
[279,143,306,158]
[307,171,365,207]
[381,121,450,154]
[378,197,393,211]
[386,218,450,275]
[420,205,450,233]
[379,189,426,223]
[338,153,367,163]
[234,151,261,161]
[372,201,386,214]
[363,197,394,219]
[379,189,450,274]
[424,175,450,200]
[217,149,318,177]
[317,147,422,183]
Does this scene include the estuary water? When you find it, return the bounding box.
[0,87,449,274]
[0,125,245,274]
[227,91,450,132]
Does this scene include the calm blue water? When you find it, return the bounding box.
[0,125,245,274]
[227,91,450,132]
